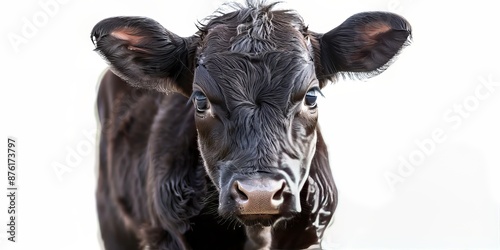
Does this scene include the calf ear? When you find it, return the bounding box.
[312,12,411,85]
[91,16,197,96]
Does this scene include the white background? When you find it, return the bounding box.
[1,0,499,249]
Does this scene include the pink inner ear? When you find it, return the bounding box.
[111,28,147,51]
[363,22,392,38]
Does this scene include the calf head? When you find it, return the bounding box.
[91,1,411,227]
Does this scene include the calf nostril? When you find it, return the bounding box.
[235,181,248,201]
[272,181,286,201]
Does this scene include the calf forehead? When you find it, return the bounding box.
[198,6,310,55]
[194,4,316,107]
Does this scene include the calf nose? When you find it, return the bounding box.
[232,179,286,214]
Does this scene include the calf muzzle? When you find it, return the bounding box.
[231,178,286,215]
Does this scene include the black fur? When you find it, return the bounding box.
[92,1,411,249]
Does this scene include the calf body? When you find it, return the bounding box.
[92,1,411,249]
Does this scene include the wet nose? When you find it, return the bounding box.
[232,179,286,214]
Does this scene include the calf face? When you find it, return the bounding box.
[195,50,321,225]
[92,0,410,233]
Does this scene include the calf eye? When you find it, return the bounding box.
[194,92,210,113]
[305,88,319,108]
